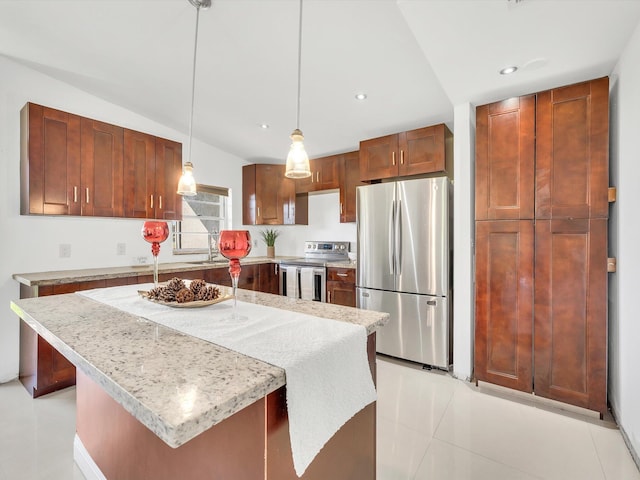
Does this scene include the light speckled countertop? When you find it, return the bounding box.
[13,257,356,287]
[11,287,386,449]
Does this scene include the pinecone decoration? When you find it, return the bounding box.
[157,287,177,303]
[176,288,195,303]
[166,277,186,293]
[190,279,207,298]
[146,287,164,300]
[200,285,220,301]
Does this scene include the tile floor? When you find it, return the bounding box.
[1,356,638,480]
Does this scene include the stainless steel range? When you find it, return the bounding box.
[279,241,350,302]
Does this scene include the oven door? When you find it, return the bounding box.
[279,265,326,302]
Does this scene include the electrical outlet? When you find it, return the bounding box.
[137,256,148,265]
[59,244,71,258]
[254,239,258,247]
[116,243,126,255]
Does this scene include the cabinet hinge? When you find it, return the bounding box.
[608,187,617,203]
[608,257,617,273]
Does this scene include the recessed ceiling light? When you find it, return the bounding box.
[259,123,270,129]
[499,66,518,75]
[355,93,367,101]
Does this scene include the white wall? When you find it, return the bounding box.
[609,21,640,461]
[0,56,356,382]
[452,103,475,380]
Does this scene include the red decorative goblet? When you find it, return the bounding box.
[141,221,170,288]
[218,230,252,311]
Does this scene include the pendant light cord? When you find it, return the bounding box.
[188,4,202,164]
[296,0,303,130]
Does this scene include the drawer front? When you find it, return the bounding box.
[327,268,355,283]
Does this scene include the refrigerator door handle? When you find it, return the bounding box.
[396,199,402,275]
[389,200,396,275]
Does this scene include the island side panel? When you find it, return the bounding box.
[75,370,266,480]
[265,333,377,480]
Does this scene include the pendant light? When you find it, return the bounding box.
[285,0,312,179]
[178,0,211,196]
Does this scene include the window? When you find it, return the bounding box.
[173,184,231,256]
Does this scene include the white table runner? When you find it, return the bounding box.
[78,284,376,477]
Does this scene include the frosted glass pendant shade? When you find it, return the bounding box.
[285,129,311,179]
[177,161,197,196]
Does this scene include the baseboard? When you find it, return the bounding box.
[73,434,106,480]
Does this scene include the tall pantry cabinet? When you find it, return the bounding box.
[474,77,610,416]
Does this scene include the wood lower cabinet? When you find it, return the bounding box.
[474,220,534,393]
[359,124,452,182]
[339,151,365,223]
[326,267,356,307]
[243,164,308,225]
[474,77,610,416]
[258,262,280,295]
[533,219,607,413]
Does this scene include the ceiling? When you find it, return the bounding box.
[2,0,640,164]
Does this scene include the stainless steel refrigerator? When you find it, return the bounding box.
[356,177,451,368]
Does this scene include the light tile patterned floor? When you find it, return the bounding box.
[0,356,638,479]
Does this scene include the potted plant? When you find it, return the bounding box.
[260,228,280,258]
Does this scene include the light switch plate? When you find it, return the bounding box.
[117,243,126,255]
[59,244,71,258]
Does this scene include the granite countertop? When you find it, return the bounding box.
[11,287,387,449]
[13,256,356,287]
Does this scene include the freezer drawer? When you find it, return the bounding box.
[357,287,450,368]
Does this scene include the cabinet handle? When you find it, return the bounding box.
[85,188,89,204]
[311,173,314,183]
[328,291,331,303]
[275,264,278,274]
[150,195,154,209]
[400,149,404,165]
[316,171,320,183]
[73,186,78,203]
[392,151,396,166]
[159,195,162,209]
[257,207,260,217]
[337,273,348,277]
[340,202,343,214]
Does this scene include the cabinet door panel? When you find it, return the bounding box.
[359,134,398,181]
[256,164,285,224]
[475,220,533,393]
[398,124,448,177]
[258,263,280,294]
[340,151,364,223]
[317,155,339,190]
[155,137,183,220]
[124,129,156,218]
[21,103,82,216]
[476,96,535,220]
[81,119,124,217]
[534,219,607,414]
[536,77,609,219]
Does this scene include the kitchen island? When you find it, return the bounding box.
[11,286,387,480]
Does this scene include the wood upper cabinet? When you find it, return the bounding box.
[243,164,308,225]
[123,131,183,220]
[535,77,609,219]
[339,151,364,223]
[533,219,607,413]
[153,137,183,220]
[326,267,356,307]
[474,220,534,393]
[359,124,452,182]
[80,118,124,217]
[296,155,340,193]
[476,96,535,220]
[20,103,81,215]
[21,102,182,219]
